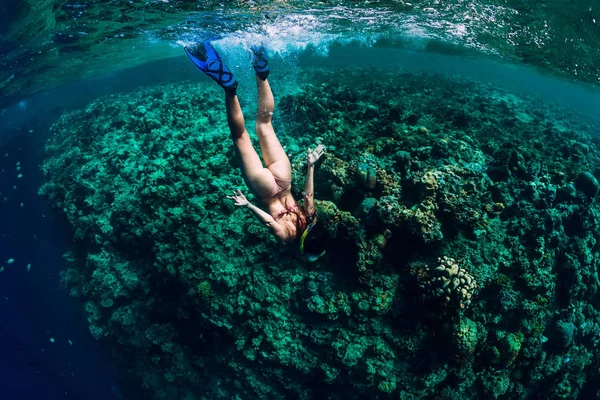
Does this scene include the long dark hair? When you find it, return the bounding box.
[284,197,311,241]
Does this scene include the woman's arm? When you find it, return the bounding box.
[303,164,316,216]
[247,203,293,241]
[304,144,325,216]
[246,202,275,225]
[227,190,276,225]
[227,190,291,241]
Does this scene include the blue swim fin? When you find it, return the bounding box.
[185,41,238,93]
[251,45,269,80]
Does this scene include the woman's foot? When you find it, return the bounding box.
[251,45,269,80]
[184,41,238,93]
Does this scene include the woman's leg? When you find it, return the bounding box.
[255,76,291,180]
[225,92,275,196]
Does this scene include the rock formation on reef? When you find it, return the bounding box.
[40,68,600,399]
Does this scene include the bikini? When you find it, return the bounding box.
[274,203,299,221]
[259,176,292,201]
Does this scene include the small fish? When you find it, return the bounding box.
[7,258,14,264]
[27,264,31,273]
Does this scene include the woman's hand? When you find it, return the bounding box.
[307,144,325,167]
[226,189,249,207]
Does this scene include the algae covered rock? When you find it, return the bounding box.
[354,197,378,226]
[355,162,377,190]
[553,320,576,348]
[454,317,479,356]
[412,256,477,311]
[575,171,599,198]
[38,67,600,400]
[489,331,524,367]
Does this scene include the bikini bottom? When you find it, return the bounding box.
[258,176,292,201]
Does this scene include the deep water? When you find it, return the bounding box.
[0,133,120,398]
[1,19,600,400]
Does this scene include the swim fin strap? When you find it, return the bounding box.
[185,41,238,93]
[251,45,270,80]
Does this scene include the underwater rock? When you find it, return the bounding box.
[375,195,443,243]
[553,320,576,348]
[418,170,441,194]
[357,239,384,274]
[495,332,524,367]
[454,317,479,356]
[377,380,397,393]
[355,230,393,275]
[355,162,377,190]
[394,150,411,175]
[363,104,379,119]
[556,182,578,203]
[373,231,389,249]
[316,199,363,241]
[413,256,477,311]
[354,197,378,226]
[575,171,599,198]
[409,199,444,243]
[376,195,404,226]
[482,373,511,399]
[100,298,114,308]
[196,280,212,299]
[377,168,402,197]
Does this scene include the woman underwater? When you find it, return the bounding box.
[184,41,326,259]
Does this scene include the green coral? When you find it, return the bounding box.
[377,380,396,393]
[454,317,479,356]
[37,67,600,400]
[196,281,212,299]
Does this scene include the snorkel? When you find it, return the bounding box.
[299,219,326,262]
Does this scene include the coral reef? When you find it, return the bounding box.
[413,256,477,311]
[39,68,600,399]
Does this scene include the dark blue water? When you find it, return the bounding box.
[0,133,119,399]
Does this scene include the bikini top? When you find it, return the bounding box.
[274,204,299,221]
